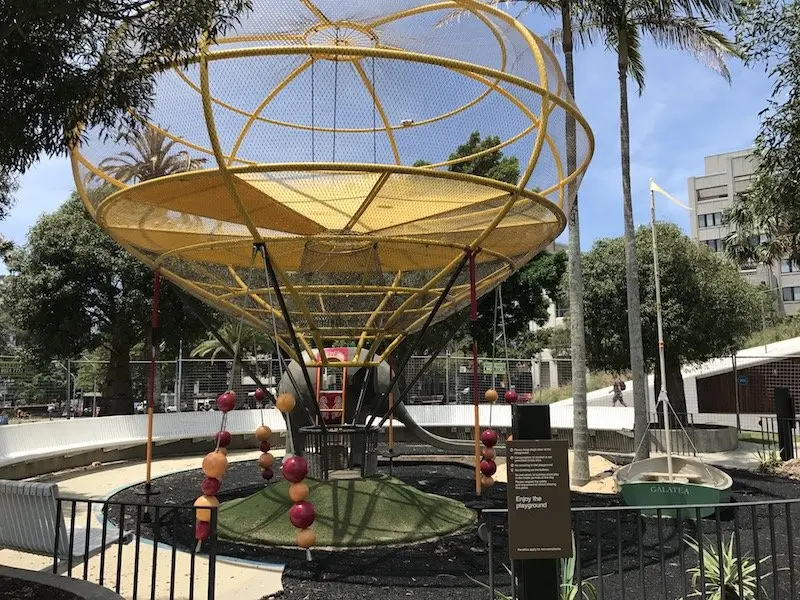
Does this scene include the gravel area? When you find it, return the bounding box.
[0,576,81,600]
[106,455,800,600]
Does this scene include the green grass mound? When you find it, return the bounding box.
[218,475,476,547]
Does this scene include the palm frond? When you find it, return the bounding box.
[642,17,741,83]
[623,23,647,93]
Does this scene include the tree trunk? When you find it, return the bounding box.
[618,38,649,459]
[104,338,133,415]
[562,0,590,487]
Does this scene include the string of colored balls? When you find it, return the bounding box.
[195,390,238,541]
[256,391,316,550]
[481,388,501,491]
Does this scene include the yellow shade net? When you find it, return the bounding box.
[70,0,594,366]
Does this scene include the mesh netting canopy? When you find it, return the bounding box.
[71,0,593,366]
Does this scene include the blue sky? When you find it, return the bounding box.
[0,11,774,253]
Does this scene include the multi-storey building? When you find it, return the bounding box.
[688,149,800,316]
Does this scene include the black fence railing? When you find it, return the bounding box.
[758,417,800,460]
[54,496,217,600]
[481,498,800,600]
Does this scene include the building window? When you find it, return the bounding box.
[783,286,800,302]
[781,259,799,273]
[698,212,723,228]
[697,185,728,201]
[740,262,757,272]
[703,239,722,252]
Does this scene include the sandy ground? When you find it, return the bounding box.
[0,450,285,600]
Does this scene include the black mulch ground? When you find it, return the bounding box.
[106,452,800,600]
[0,576,81,600]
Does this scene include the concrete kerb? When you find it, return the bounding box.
[0,564,124,599]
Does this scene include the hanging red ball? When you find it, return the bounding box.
[480,429,499,448]
[227,390,237,402]
[217,392,236,413]
[480,459,497,477]
[254,388,265,402]
[289,501,316,529]
[201,477,221,496]
[504,388,518,404]
[282,455,309,483]
[195,520,212,541]
[214,430,232,447]
[259,440,271,453]
[262,467,274,480]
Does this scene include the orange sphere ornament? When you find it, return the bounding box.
[217,447,228,456]
[482,447,496,461]
[202,451,228,479]
[296,528,317,549]
[289,482,310,503]
[259,452,274,469]
[484,389,498,403]
[255,425,272,442]
[481,476,495,489]
[193,495,220,522]
[275,392,296,414]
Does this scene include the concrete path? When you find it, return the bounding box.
[0,449,285,600]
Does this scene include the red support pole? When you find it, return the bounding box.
[145,270,161,491]
[469,251,481,497]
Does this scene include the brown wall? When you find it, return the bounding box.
[696,357,800,414]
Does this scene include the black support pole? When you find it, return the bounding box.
[511,404,560,600]
[256,243,327,431]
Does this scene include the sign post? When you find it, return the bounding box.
[509,404,571,599]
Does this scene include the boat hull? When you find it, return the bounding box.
[615,456,733,518]
[619,481,730,518]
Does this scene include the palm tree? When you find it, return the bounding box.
[192,321,274,406]
[560,0,740,458]
[98,128,206,183]
[439,0,593,483]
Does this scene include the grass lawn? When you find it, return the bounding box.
[218,475,476,547]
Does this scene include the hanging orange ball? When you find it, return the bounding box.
[259,452,274,469]
[193,495,220,522]
[484,389,498,403]
[481,476,495,489]
[289,482,310,503]
[275,392,297,414]
[217,447,228,456]
[202,452,228,479]
[296,528,316,549]
[482,447,496,461]
[255,425,272,442]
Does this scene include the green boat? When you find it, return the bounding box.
[615,455,733,518]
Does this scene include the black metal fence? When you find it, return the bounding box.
[758,417,800,460]
[481,499,800,600]
[54,496,218,600]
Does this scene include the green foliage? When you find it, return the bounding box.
[682,534,772,600]
[755,447,783,474]
[533,371,618,405]
[743,315,800,349]
[447,131,520,184]
[0,1,251,193]
[583,224,761,371]
[2,195,212,413]
[729,0,800,265]
[561,533,597,600]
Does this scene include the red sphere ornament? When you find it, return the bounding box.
[254,388,265,402]
[217,392,236,413]
[480,428,499,448]
[289,501,316,529]
[480,459,497,477]
[259,440,271,453]
[227,390,237,402]
[261,467,274,480]
[282,455,309,483]
[214,430,232,447]
[504,388,518,404]
[201,477,221,496]
[195,520,212,541]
